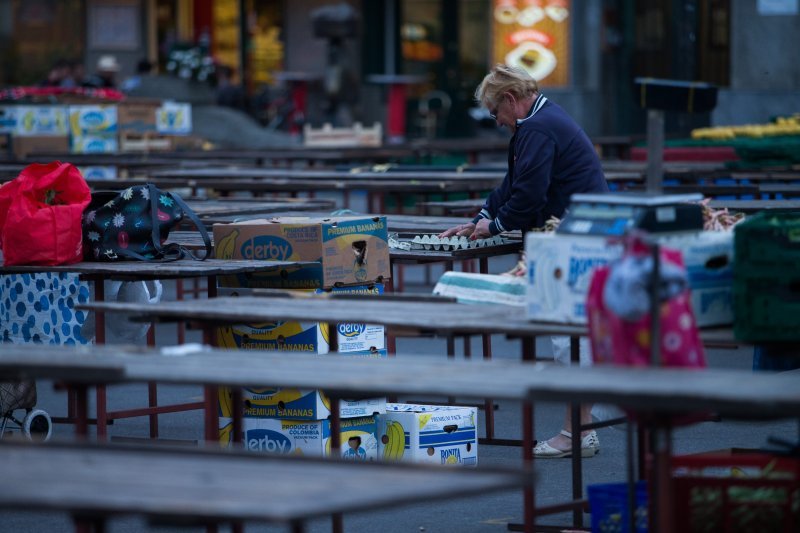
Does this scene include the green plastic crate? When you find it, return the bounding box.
[734,211,800,268]
[733,275,800,342]
[733,212,800,341]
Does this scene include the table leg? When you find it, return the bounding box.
[205,385,220,444]
[233,388,243,444]
[176,279,186,344]
[522,402,535,533]
[147,323,159,439]
[95,279,108,440]
[569,336,583,528]
[330,397,344,533]
[75,385,89,439]
[650,423,674,532]
[482,334,495,440]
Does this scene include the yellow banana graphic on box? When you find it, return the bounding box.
[245,388,306,406]
[218,386,234,418]
[219,418,233,446]
[216,229,239,259]
[381,420,405,461]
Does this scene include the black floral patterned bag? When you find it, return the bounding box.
[82,183,211,261]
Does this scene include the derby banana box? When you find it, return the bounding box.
[13,105,68,136]
[377,403,478,466]
[243,386,385,421]
[156,102,192,135]
[68,105,118,135]
[216,319,330,354]
[213,215,390,289]
[316,282,386,353]
[219,413,378,460]
[526,233,620,324]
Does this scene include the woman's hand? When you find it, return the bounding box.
[439,222,476,238]
[470,218,492,240]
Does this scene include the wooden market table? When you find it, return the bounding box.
[84,174,500,213]
[0,258,312,440]
[79,292,738,530]
[707,198,800,212]
[0,439,524,533]
[148,166,503,212]
[185,197,336,217]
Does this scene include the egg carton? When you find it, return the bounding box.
[409,234,505,251]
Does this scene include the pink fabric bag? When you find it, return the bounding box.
[586,234,706,369]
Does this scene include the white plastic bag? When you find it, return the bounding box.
[107,280,163,342]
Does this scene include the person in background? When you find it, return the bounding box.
[215,64,247,112]
[38,58,70,87]
[120,58,153,93]
[84,55,121,89]
[59,59,86,88]
[440,64,609,458]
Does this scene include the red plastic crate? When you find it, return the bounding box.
[631,146,739,162]
[672,453,800,532]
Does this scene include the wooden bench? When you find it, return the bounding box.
[0,439,524,533]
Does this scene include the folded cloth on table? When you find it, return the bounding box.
[432,271,526,307]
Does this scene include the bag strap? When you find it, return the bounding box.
[166,186,213,260]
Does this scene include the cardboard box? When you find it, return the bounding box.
[117,100,159,133]
[217,320,330,354]
[0,106,16,133]
[240,415,379,459]
[659,231,733,327]
[316,283,386,353]
[13,105,68,136]
[377,403,478,466]
[70,133,118,154]
[156,102,192,135]
[213,216,390,288]
[242,386,386,421]
[525,231,732,327]
[68,105,117,136]
[526,233,620,324]
[12,135,69,159]
[78,166,118,180]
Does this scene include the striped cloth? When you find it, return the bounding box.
[432,272,526,307]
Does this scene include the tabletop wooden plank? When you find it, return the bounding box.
[0,259,312,280]
[0,344,794,417]
[86,177,500,195]
[151,166,507,182]
[0,440,525,525]
[186,198,335,216]
[707,199,800,212]
[79,294,732,344]
[759,183,800,197]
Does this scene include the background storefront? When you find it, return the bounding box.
[0,0,797,139]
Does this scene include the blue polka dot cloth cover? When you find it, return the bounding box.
[1,273,91,345]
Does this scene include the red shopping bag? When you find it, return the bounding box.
[586,233,706,368]
[0,162,91,266]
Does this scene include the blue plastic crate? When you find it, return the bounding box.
[588,481,648,533]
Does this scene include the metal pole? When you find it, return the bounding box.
[646,109,664,193]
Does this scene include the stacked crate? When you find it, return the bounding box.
[733,211,800,342]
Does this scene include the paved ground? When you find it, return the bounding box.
[4,255,797,533]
